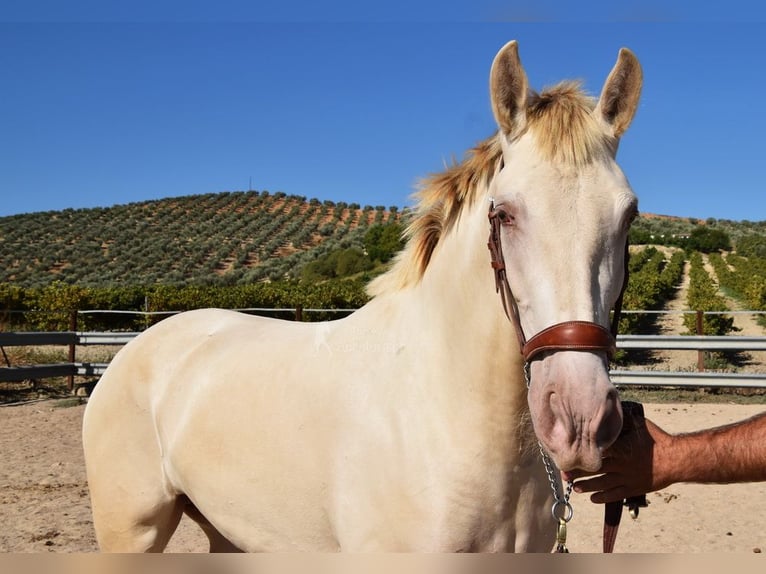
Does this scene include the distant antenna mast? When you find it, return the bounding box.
[249,176,252,192]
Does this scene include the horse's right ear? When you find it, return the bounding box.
[490,41,529,137]
[595,47,642,137]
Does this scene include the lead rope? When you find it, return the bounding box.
[525,363,574,553]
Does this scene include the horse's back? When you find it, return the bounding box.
[84,306,325,461]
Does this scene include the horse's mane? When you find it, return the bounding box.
[367,81,608,297]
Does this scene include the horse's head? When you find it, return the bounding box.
[487,41,642,472]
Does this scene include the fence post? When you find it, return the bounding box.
[696,310,705,372]
[295,305,303,322]
[68,310,77,392]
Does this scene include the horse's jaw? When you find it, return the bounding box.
[525,351,623,472]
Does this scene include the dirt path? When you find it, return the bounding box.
[650,256,698,370]
[702,253,765,337]
[627,250,766,373]
[702,254,766,370]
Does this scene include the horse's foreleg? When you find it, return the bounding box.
[87,455,185,552]
[91,495,185,552]
[83,377,184,552]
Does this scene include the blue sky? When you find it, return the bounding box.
[2,5,765,221]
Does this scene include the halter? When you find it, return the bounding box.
[487,198,633,553]
[487,199,627,362]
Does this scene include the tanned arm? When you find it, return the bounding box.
[565,411,766,504]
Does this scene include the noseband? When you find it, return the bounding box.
[487,200,628,362]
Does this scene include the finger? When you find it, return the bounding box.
[561,469,584,482]
[563,469,608,482]
[564,462,621,485]
[572,475,617,494]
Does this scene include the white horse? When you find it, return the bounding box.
[82,40,642,552]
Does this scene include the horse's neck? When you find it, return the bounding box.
[384,204,537,470]
[401,205,527,409]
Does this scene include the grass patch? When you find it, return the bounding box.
[53,397,87,408]
[0,378,73,404]
[4,346,68,365]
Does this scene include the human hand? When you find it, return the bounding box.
[563,412,676,504]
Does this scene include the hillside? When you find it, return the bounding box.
[0,191,403,288]
[631,212,766,245]
[1,191,765,289]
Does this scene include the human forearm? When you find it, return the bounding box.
[569,410,766,504]
[667,411,766,485]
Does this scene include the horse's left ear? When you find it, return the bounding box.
[595,48,643,137]
[489,40,529,137]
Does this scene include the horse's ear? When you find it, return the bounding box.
[595,47,642,137]
[490,40,528,137]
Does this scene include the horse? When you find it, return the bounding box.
[82,40,642,553]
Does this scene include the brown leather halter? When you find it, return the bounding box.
[487,199,627,362]
[487,199,640,553]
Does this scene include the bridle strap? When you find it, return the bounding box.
[487,200,629,362]
[610,239,630,336]
[523,321,616,362]
[487,203,527,352]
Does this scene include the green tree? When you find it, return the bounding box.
[687,227,731,253]
[628,227,653,245]
[301,248,373,282]
[736,235,766,258]
[364,223,404,263]
[30,281,92,330]
[336,248,373,277]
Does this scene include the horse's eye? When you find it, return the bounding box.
[497,209,515,225]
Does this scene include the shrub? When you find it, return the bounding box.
[363,223,404,264]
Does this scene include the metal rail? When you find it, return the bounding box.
[617,334,766,351]
[2,330,766,388]
[611,370,766,388]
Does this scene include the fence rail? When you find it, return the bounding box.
[616,334,766,351]
[2,310,766,390]
[610,370,766,388]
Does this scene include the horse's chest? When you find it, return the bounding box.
[333,456,550,552]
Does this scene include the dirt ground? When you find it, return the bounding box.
[0,398,764,554]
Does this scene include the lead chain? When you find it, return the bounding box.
[526,361,575,552]
[540,443,574,552]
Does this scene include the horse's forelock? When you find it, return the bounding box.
[527,81,611,166]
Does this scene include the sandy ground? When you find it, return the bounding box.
[0,399,764,554]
